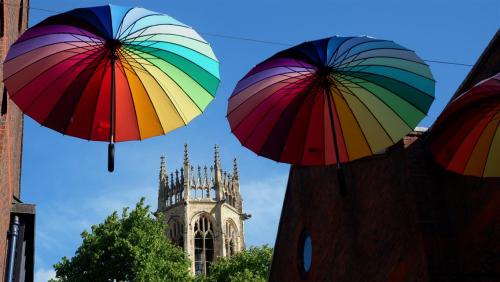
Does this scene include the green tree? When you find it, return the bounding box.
[49,198,191,282]
[203,245,273,282]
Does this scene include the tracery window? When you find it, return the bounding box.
[168,219,184,249]
[225,220,238,257]
[194,215,214,276]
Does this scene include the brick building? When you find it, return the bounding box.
[1,1,35,281]
[156,145,250,276]
[270,30,500,281]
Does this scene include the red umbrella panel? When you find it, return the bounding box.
[429,73,500,177]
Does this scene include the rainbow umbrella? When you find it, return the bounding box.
[3,5,220,171]
[429,73,500,177]
[227,36,434,193]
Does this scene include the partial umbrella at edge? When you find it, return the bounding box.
[429,73,500,177]
[227,36,435,166]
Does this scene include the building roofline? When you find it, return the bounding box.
[452,28,500,101]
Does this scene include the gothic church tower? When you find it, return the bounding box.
[157,144,249,276]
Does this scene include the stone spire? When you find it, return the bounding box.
[160,156,166,181]
[158,156,167,210]
[214,144,223,201]
[184,143,189,166]
[232,157,242,212]
[214,144,221,169]
[233,158,239,180]
[183,143,190,200]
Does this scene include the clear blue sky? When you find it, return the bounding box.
[17,0,498,280]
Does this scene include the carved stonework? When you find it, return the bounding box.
[156,144,249,276]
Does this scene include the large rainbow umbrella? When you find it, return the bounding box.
[429,73,500,177]
[227,36,434,192]
[3,5,220,171]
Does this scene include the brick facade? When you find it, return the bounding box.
[0,0,29,277]
[270,133,500,281]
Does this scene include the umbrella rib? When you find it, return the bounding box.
[272,79,319,163]
[126,38,218,64]
[331,39,385,65]
[120,22,151,44]
[114,58,143,140]
[54,51,109,134]
[327,37,353,66]
[21,49,106,117]
[71,27,105,46]
[126,38,217,63]
[233,77,314,144]
[117,13,186,39]
[334,57,370,76]
[123,31,208,45]
[332,76,399,145]
[117,49,166,136]
[8,48,104,99]
[227,73,314,118]
[4,39,102,66]
[339,47,420,67]
[440,102,499,175]
[123,46,212,110]
[119,47,188,124]
[325,86,348,161]
[337,63,436,82]
[333,74,419,131]
[430,96,500,139]
[122,47,202,117]
[480,114,500,176]
[10,29,105,45]
[337,54,431,68]
[120,49,176,129]
[332,37,376,66]
[4,44,102,81]
[229,68,315,101]
[116,51,157,67]
[125,41,220,84]
[85,56,111,140]
[229,58,315,100]
[118,18,141,40]
[335,70,434,110]
[123,32,156,46]
[121,23,200,42]
[298,82,322,165]
[114,7,134,39]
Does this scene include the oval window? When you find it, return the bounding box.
[299,230,312,278]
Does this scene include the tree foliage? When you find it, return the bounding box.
[202,245,273,282]
[50,198,191,282]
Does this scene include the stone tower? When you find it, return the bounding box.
[157,144,249,276]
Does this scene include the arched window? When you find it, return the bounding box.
[193,215,214,276]
[225,220,238,257]
[167,219,184,249]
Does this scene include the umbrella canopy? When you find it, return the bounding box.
[227,36,435,166]
[429,73,500,177]
[3,4,219,142]
[3,4,219,171]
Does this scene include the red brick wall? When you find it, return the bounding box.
[270,134,500,281]
[0,0,29,276]
[270,142,429,282]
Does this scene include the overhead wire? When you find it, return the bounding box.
[2,1,474,67]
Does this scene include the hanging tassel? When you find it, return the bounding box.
[1,87,7,116]
[108,143,115,172]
